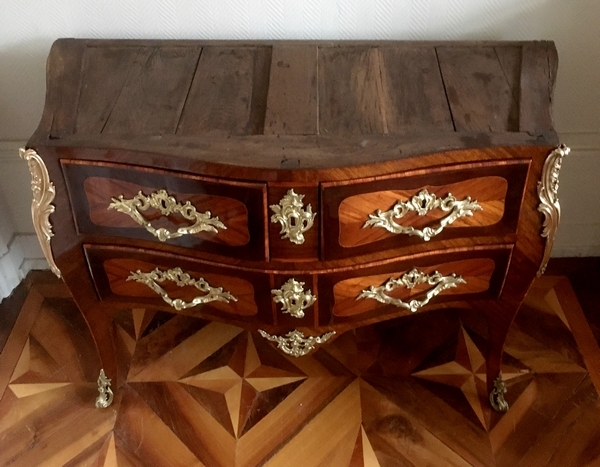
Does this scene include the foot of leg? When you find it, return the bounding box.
[489,371,509,412]
[95,369,114,409]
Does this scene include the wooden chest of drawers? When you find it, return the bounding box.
[22,39,567,411]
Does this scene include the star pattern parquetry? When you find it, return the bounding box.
[1,273,599,466]
[412,323,528,429]
[179,331,307,437]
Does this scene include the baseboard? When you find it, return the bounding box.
[0,234,44,302]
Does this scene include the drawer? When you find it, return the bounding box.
[321,160,528,260]
[62,161,268,261]
[85,245,273,325]
[317,245,512,326]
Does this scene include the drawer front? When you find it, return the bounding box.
[317,245,512,326]
[85,245,273,325]
[63,161,268,261]
[268,185,319,261]
[321,160,528,260]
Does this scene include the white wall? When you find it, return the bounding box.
[1,0,599,299]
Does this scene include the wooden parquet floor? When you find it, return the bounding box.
[0,269,599,467]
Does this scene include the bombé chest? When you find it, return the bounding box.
[24,40,566,409]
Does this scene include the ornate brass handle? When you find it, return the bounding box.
[258,329,335,357]
[272,278,316,319]
[127,267,237,311]
[362,190,482,241]
[357,268,466,312]
[109,189,226,242]
[270,189,316,245]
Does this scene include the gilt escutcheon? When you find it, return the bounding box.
[270,189,316,245]
[272,278,316,319]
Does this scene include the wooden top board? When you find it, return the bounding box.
[30,39,559,161]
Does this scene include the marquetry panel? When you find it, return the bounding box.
[321,159,529,260]
[318,246,511,326]
[105,258,258,317]
[85,176,250,246]
[62,160,268,261]
[85,245,274,325]
[338,176,507,248]
[1,270,599,467]
[332,257,495,317]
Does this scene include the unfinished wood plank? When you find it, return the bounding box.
[378,46,454,133]
[437,46,518,132]
[319,46,386,135]
[75,46,144,133]
[47,39,88,139]
[177,46,272,136]
[102,46,201,135]
[494,45,522,106]
[495,45,522,130]
[264,45,318,135]
[519,41,558,134]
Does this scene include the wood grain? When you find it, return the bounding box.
[322,158,529,261]
[47,40,88,139]
[102,46,201,135]
[177,46,272,136]
[62,159,268,262]
[318,46,386,135]
[264,45,318,135]
[86,246,274,326]
[28,40,560,401]
[519,42,559,135]
[105,258,258,317]
[76,46,144,134]
[436,46,519,132]
[378,45,454,133]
